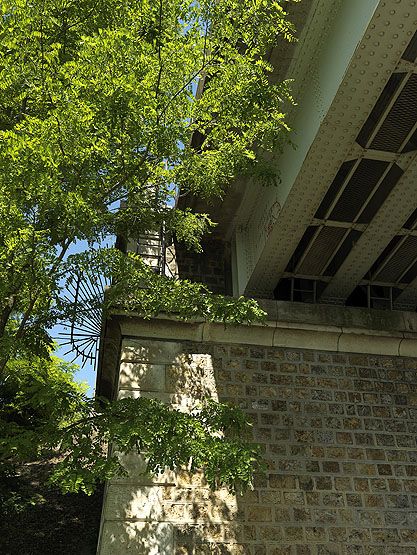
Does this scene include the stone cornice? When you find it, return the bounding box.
[111,301,417,359]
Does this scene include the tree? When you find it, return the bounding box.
[0,0,296,492]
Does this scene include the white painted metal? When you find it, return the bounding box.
[232,0,417,298]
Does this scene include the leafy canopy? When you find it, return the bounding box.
[0,0,296,492]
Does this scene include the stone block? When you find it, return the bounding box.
[328,528,347,542]
[121,338,182,363]
[284,526,304,540]
[363,494,384,508]
[385,510,408,526]
[346,494,362,507]
[268,474,297,490]
[246,506,272,522]
[304,527,326,541]
[260,490,282,504]
[103,484,163,520]
[99,521,173,554]
[119,362,165,391]
[110,452,176,485]
[258,525,284,541]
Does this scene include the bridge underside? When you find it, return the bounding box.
[181,0,417,312]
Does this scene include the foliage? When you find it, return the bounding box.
[0,0,295,360]
[65,248,267,323]
[0,0,296,493]
[0,355,86,463]
[51,397,263,495]
[1,356,262,494]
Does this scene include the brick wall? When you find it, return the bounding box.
[208,342,417,555]
[98,335,417,555]
[175,239,231,295]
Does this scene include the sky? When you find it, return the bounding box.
[51,237,113,396]
[54,335,96,395]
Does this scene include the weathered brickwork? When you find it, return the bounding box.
[205,343,417,555]
[175,239,231,295]
[98,337,417,555]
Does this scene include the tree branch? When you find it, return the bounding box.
[155,0,164,101]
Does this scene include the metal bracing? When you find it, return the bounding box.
[394,279,417,310]
[321,152,417,302]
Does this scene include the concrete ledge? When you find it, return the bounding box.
[274,301,417,333]
[113,300,417,358]
[337,333,402,357]
[273,327,341,352]
[120,318,205,343]
[202,321,275,346]
[399,338,417,358]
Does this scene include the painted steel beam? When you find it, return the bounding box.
[232,0,417,297]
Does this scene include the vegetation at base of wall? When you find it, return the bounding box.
[0,0,297,494]
[0,458,104,555]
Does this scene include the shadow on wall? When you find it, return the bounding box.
[98,340,245,554]
[100,469,241,554]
